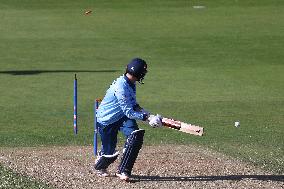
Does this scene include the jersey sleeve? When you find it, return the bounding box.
[114,84,145,120]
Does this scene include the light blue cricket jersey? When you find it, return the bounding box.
[97,75,145,126]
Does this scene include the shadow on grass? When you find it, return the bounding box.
[0,70,119,75]
[131,174,284,182]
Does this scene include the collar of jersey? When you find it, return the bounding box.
[124,74,135,90]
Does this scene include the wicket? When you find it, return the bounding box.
[73,75,102,156]
[94,98,102,156]
[73,74,78,135]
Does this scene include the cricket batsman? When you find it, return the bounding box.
[94,58,162,181]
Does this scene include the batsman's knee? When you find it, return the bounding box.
[94,151,119,170]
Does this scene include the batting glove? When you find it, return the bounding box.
[148,114,163,128]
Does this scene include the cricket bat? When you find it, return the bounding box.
[162,117,204,136]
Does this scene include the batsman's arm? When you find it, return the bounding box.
[114,87,147,121]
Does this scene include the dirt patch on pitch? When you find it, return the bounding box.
[0,145,283,189]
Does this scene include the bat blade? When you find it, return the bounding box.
[180,122,204,136]
[162,117,204,136]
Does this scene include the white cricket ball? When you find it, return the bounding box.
[234,121,240,127]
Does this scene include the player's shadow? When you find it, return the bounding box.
[131,174,284,183]
[0,70,119,75]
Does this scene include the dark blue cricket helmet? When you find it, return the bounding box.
[126,58,148,83]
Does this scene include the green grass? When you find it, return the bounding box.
[0,1,283,187]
